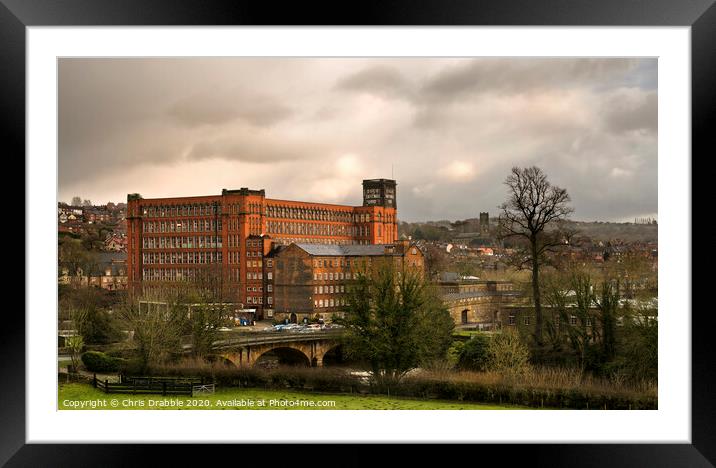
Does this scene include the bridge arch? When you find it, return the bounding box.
[254,346,311,368]
[206,354,237,368]
[213,333,340,368]
[321,344,345,367]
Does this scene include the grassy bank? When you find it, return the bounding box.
[140,361,656,409]
[58,383,525,410]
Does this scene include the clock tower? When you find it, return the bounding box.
[362,178,397,209]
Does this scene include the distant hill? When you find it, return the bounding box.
[565,220,658,243]
[399,218,658,243]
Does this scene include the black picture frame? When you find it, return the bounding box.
[5,0,712,465]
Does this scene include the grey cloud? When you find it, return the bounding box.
[59,123,188,187]
[59,57,657,223]
[423,58,642,100]
[185,132,324,164]
[603,91,657,133]
[168,90,293,127]
[335,65,414,100]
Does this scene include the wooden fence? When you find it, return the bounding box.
[93,374,214,397]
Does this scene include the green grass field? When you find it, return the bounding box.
[58,383,526,410]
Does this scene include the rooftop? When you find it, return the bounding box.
[442,291,523,301]
[293,243,404,257]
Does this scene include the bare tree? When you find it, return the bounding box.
[498,166,574,345]
[71,196,82,207]
[183,265,234,357]
[420,243,449,281]
[116,288,186,373]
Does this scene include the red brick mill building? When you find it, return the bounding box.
[126,179,423,322]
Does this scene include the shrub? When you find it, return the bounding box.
[487,330,531,377]
[458,334,491,371]
[65,335,84,371]
[447,341,464,368]
[118,357,146,376]
[77,309,120,345]
[617,313,658,382]
[81,351,122,373]
[398,371,657,409]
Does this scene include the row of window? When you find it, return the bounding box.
[313,271,358,281]
[314,298,346,308]
[246,272,273,280]
[248,216,262,236]
[141,204,220,218]
[224,202,263,215]
[142,219,222,233]
[228,251,240,264]
[141,268,218,281]
[246,296,272,305]
[267,206,352,222]
[142,267,272,283]
[267,221,374,237]
[228,235,240,248]
[138,203,396,223]
[314,285,346,294]
[246,284,273,292]
[142,251,223,265]
[314,258,367,268]
[267,205,395,224]
[508,315,593,326]
[227,218,242,231]
[273,238,370,246]
[142,236,222,249]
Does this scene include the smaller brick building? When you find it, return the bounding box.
[58,252,128,291]
[266,240,425,323]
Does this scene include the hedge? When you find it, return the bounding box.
[144,365,655,409]
[81,351,124,373]
[390,378,656,410]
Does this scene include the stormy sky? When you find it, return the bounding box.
[58,58,657,223]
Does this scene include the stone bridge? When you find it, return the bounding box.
[209,330,342,367]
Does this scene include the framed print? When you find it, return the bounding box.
[5,0,713,465]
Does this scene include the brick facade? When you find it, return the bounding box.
[126,180,399,317]
[268,240,425,323]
